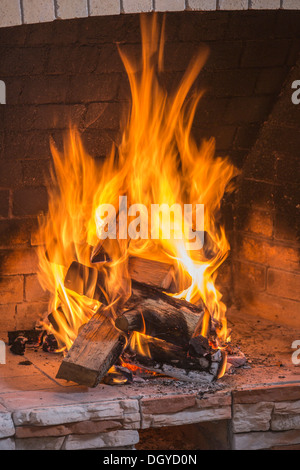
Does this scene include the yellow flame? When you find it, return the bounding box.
[37,14,239,352]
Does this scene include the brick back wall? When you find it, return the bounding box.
[232,57,300,327]
[0,10,299,335]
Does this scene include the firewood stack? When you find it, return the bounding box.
[55,249,226,387]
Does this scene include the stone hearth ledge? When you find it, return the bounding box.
[0,383,300,449]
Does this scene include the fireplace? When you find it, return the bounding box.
[0,1,299,451]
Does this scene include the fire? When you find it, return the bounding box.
[37,15,238,353]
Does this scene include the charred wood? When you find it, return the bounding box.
[117,281,205,349]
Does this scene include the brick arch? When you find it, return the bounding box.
[0,0,299,29]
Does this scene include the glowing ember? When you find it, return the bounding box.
[36,15,239,356]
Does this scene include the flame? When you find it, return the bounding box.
[37,14,239,353]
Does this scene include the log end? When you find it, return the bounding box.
[115,315,130,333]
[56,361,101,388]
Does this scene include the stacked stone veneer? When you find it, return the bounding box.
[0,10,299,336]
[0,384,299,450]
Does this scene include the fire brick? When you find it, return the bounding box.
[16,301,48,330]
[22,160,51,187]
[0,47,47,77]
[233,261,266,292]
[3,131,52,160]
[267,268,300,302]
[68,74,120,103]
[239,291,300,327]
[24,274,49,303]
[85,103,121,130]
[0,190,10,218]
[0,161,22,189]
[241,40,291,68]
[0,248,39,275]
[227,12,277,40]
[235,207,274,238]
[178,11,229,41]
[19,76,68,105]
[237,235,299,272]
[13,187,48,217]
[47,45,99,75]
[0,219,36,247]
[0,275,24,304]
[3,106,37,131]
[225,96,274,124]
[255,67,289,95]
[0,304,16,337]
[34,105,86,130]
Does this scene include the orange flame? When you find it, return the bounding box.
[37,15,239,352]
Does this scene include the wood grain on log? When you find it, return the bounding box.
[64,256,175,304]
[56,307,127,387]
[64,261,108,304]
[128,256,174,289]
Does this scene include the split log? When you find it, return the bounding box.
[64,261,108,304]
[90,238,120,264]
[117,281,205,350]
[56,307,128,387]
[65,257,175,300]
[128,257,174,290]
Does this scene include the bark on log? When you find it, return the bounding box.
[56,307,128,387]
[125,335,224,383]
[126,336,210,371]
[118,281,205,350]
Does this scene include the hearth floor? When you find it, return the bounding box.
[0,308,299,450]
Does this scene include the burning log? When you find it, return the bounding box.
[64,261,108,304]
[10,336,28,356]
[116,281,205,349]
[102,365,133,385]
[58,261,218,386]
[128,257,174,290]
[125,336,224,384]
[56,307,128,387]
[64,257,175,301]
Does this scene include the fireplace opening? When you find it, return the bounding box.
[0,6,299,451]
